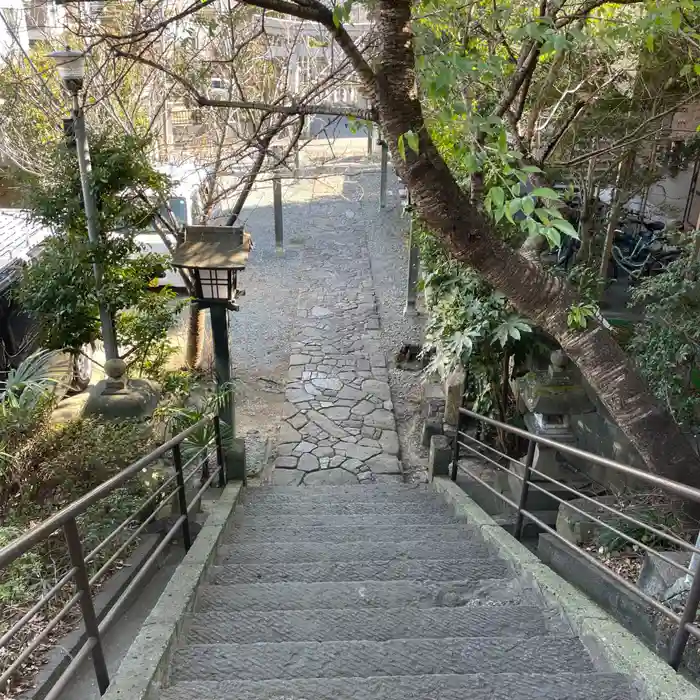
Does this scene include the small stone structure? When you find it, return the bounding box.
[83,358,160,420]
[511,350,596,508]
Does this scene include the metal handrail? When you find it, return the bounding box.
[453,406,700,671]
[0,416,211,570]
[459,408,700,504]
[0,411,229,697]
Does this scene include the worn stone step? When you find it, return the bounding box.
[210,557,509,584]
[197,578,538,612]
[245,484,434,498]
[187,604,567,644]
[169,635,595,683]
[227,524,478,543]
[235,511,462,529]
[242,485,436,504]
[161,673,632,700]
[240,499,453,516]
[217,539,495,564]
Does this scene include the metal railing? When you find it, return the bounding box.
[453,406,700,671]
[0,413,228,699]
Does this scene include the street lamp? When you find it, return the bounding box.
[172,225,249,481]
[47,48,119,361]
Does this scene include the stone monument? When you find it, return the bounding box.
[83,358,160,420]
[510,350,595,507]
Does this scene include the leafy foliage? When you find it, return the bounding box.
[15,129,179,358]
[567,303,597,331]
[417,223,535,423]
[628,253,700,427]
[155,382,235,461]
[0,350,65,491]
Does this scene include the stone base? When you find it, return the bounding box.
[531,444,578,481]
[421,417,442,447]
[508,459,592,512]
[428,435,451,480]
[226,437,247,481]
[83,378,160,420]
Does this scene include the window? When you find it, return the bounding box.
[163,197,187,225]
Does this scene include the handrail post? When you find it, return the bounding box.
[172,444,192,551]
[451,373,468,481]
[214,415,226,488]
[513,440,536,541]
[451,413,462,484]
[63,518,109,695]
[669,563,700,669]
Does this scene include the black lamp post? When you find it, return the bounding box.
[171,225,249,481]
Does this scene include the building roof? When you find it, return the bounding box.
[0,208,52,292]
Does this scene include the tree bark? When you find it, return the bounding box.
[184,303,205,369]
[370,0,700,487]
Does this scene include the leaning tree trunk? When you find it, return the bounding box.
[370,1,700,488]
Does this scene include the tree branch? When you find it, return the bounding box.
[559,89,700,167]
[112,49,377,121]
[234,0,376,86]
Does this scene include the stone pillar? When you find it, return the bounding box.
[444,367,466,427]
[428,435,451,480]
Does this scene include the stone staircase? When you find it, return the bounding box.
[159,484,633,700]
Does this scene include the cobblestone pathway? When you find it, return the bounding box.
[273,178,402,485]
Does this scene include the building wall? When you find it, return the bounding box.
[0,0,28,52]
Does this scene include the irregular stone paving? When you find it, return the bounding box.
[274,190,402,485]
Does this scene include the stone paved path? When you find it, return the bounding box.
[272,179,402,485]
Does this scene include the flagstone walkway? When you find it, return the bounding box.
[272,179,402,485]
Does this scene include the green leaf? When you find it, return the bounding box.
[397,133,406,161]
[534,208,551,225]
[522,196,535,216]
[490,186,505,208]
[544,227,561,248]
[498,129,507,153]
[531,187,560,200]
[521,164,543,173]
[551,218,579,239]
[645,33,654,52]
[405,129,419,154]
[671,9,682,31]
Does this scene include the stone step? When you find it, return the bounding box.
[217,539,496,565]
[196,578,538,612]
[226,524,478,543]
[210,557,510,584]
[242,485,435,504]
[240,500,454,516]
[186,604,567,644]
[161,673,631,700]
[169,635,595,683]
[233,512,462,529]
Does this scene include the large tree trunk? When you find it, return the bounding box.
[372,1,700,487]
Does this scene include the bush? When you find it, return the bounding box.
[3,418,156,519]
[0,417,160,606]
[416,222,535,426]
[628,254,700,429]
